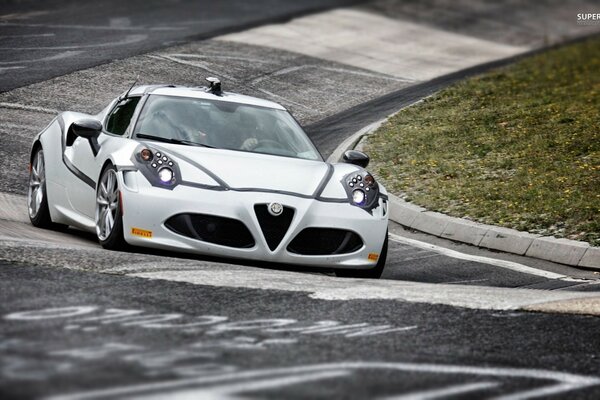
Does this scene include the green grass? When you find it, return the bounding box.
[365,37,600,246]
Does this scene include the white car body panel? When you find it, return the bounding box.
[154,143,331,196]
[30,85,389,269]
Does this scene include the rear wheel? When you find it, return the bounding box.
[335,232,388,279]
[96,165,127,250]
[28,148,63,229]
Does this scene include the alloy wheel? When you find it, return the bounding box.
[96,169,119,241]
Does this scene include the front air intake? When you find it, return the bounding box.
[165,213,255,248]
[287,228,363,255]
[254,204,294,251]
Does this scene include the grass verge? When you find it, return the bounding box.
[365,37,600,246]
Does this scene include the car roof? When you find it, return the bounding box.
[128,85,286,111]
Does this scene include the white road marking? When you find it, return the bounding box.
[0,22,181,31]
[165,53,273,64]
[250,64,411,85]
[0,11,50,21]
[384,381,499,400]
[44,362,600,400]
[148,54,317,112]
[0,34,147,50]
[388,233,567,280]
[395,253,440,262]
[0,33,55,39]
[0,102,59,114]
[0,66,25,73]
[136,370,353,400]
[254,87,316,112]
[0,50,83,66]
[444,278,489,285]
[147,54,237,81]
[0,195,597,312]
[131,268,599,311]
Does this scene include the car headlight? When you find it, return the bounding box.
[158,167,174,183]
[132,146,180,189]
[344,171,379,210]
[352,189,366,205]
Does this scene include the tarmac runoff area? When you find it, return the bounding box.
[0,1,600,316]
[1,191,600,316]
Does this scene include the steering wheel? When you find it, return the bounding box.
[152,110,193,141]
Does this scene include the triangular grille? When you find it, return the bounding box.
[254,204,294,251]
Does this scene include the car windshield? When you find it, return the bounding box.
[133,94,321,161]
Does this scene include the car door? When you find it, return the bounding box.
[64,96,141,219]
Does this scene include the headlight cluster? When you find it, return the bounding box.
[344,171,379,210]
[133,146,180,189]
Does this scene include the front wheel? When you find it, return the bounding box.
[96,165,127,250]
[28,148,65,229]
[335,232,388,279]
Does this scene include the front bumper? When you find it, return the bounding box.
[119,171,388,269]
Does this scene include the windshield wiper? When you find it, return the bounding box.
[135,133,215,148]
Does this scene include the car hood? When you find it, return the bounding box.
[156,144,329,196]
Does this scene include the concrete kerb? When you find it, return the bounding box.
[327,117,600,271]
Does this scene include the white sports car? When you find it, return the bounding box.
[27,78,389,278]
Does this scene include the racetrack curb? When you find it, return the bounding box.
[327,116,600,271]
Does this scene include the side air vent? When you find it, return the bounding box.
[287,228,363,255]
[165,213,255,248]
[254,204,294,251]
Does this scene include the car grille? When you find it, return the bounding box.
[287,228,363,255]
[165,213,255,248]
[254,204,295,251]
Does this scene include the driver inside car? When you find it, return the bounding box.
[238,111,260,151]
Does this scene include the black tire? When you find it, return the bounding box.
[96,165,127,250]
[335,231,388,279]
[28,148,66,230]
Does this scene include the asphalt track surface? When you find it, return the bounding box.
[0,0,359,92]
[1,1,600,399]
[2,262,600,399]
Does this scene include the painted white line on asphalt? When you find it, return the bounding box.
[388,233,567,280]
[147,54,238,81]
[384,381,499,400]
[131,267,599,311]
[0,102,59,114]
[167,53,273,64]
[0,66,25,73]
[138,370,354,400]
[0,33,55,39]
[45,362,600,400]
[0,34,147,50]
[250,64,411,85]
[444,279,489,285]
[396,253,440,262]
[0,22,182,31]
[254,87,316,112]
[0,50,83,66]
[0,11,50,21]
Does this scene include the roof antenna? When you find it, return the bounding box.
[122,73,140,100]
[206,77,222,96]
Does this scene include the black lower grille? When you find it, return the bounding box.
[287,228,363,255]
[165,213,255,248]
[254,204,295,251]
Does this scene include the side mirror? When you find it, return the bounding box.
[71,119,102,156]
[71,119,102,139]
[343,150,370,168]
